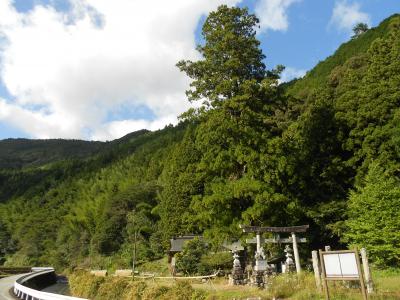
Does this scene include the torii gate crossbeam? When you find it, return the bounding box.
[240,224,309,273]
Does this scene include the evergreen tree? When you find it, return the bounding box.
[175,238,208,275]
[352,23,369,39]
[344,163,400,267]
[177,5,266,110]
[177,5,286,242]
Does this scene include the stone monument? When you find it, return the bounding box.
[252,247,267,287]
[283,245,295,273]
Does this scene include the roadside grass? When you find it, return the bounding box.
[369,268,400,299]
[69,269,400,300]
[136,257,170,276]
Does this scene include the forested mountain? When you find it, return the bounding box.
[0,138,104,169]
[0,7,399,269]
[0,129,151,170]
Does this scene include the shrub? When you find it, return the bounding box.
[96,277,130,300]
[160,281,207,300]
[201,252,232,272]
[123,281,147,300]
[142,285,170,300]
[68,270,105,299]
[175,238,208,275]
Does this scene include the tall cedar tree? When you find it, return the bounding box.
[176,5,287,243]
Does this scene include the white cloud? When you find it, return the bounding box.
[91,116,177,141]
[255,0,300,33]
[0,98,80,139]
[279,67,306,83]
[0,0,240,140]
[330,0,370,32]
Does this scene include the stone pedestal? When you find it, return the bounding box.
[250,270,265,288]
[231,267,244,285]
[250,257,267,288]
[230,251,244,285]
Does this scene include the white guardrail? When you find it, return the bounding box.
[14,269,87,300]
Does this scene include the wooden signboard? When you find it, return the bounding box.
[319,249,367,300]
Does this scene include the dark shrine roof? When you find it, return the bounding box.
[169,235,202,253]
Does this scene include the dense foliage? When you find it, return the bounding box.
[0,7,399,269]
[344,164,400,267]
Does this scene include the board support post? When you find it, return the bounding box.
[312,250,322,292]
[361,248,373,293]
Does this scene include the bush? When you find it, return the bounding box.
[69,270,105,299]
[160,281,207,300]
[142,285,170,300]
[175,238,208,275]
[200,252,232,272]
[68,270,209,300]
[123,281,147,300]
[96,277,130,300]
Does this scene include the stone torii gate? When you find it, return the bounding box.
[240,224,309,273]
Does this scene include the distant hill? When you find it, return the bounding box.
[0,128,165,203]
[0,129,150,169]
[0,138,104,169]
[110,129,150,145]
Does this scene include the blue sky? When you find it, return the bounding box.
[248,0,399,74]
[0,0,398,140]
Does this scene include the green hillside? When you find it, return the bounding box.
[0,129,153,203]
[0,138,104,169]
[0,124,185,266]
[0,129,150,170]
[286,14,400,99]
[0,8,399,271]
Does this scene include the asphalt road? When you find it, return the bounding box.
[0,274,28,300]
